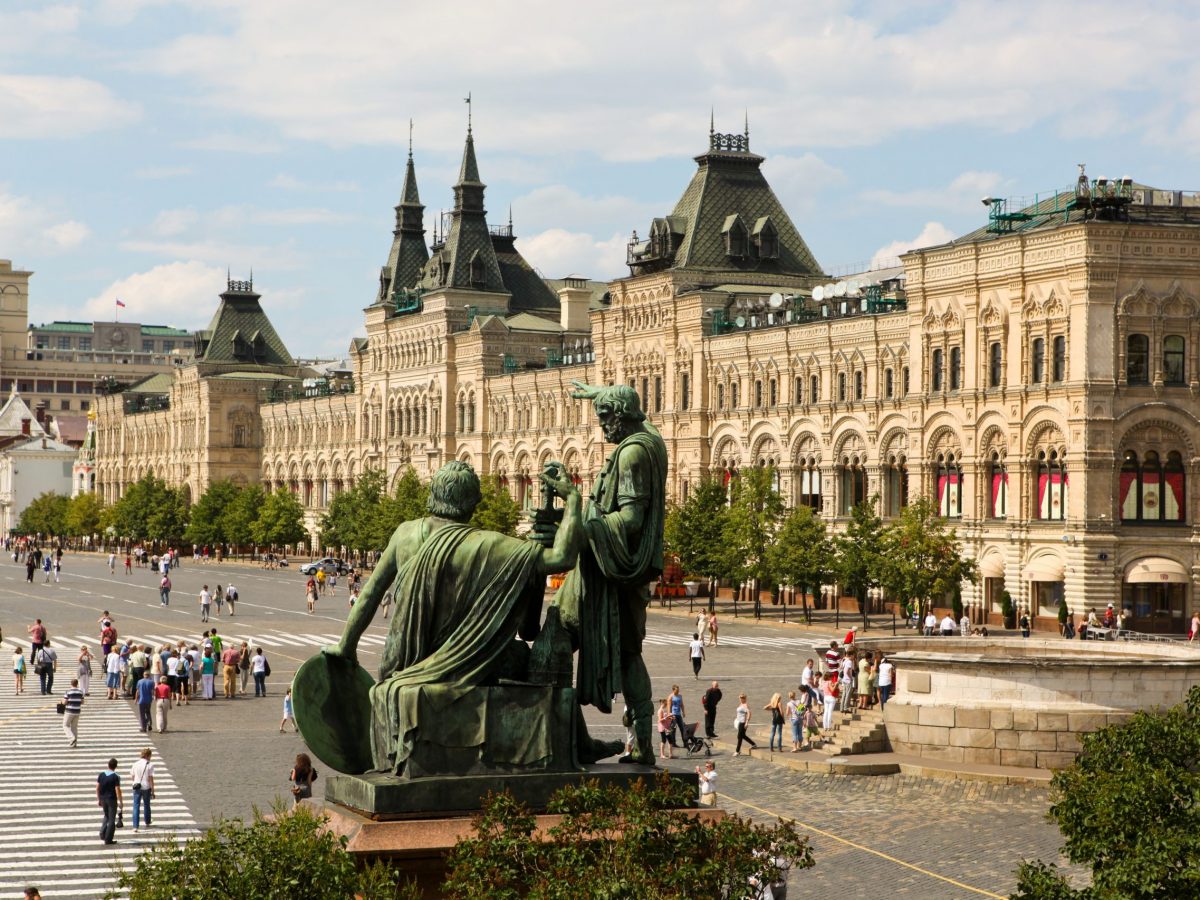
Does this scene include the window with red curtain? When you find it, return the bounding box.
[989,456,1008,518]
[1121,450,1186,523]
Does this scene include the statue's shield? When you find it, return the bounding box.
[292,652,376,775]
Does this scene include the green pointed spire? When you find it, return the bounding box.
[457,128,482,186]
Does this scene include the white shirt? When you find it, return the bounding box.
[106,651,121,675]
[940,616,956,631]
[689,639,704,659]
[166,656,180,676]
[800,665,813,687]
[924,614,937,629]
[199,589,211,605]
[877,661,894,686]
[130,758,154,787]
[699,769,717,795]
[251,653,266,674]
[960,616,970,633]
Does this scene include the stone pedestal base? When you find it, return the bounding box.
[326,764,698,820]
[318,777,720,898]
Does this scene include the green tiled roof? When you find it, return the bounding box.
[30,322,94,333]
[200,285,295,367]
[140,325,192,337]
[667,147,822,276]
[503,311,562,333]
[494,234,558,313]
[124,373,175,394]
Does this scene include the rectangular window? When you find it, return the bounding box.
[990,468,1008,518]
[162,340,175,353]
[56,382,73,394]
[56,336,71,350]
[885,368,894,398]
[654,375,662,412]
[810,374,819,403]
[932,348,944,391]
[1164,336,1185,385]
[902,366,909,395]
[854,371,864,400]
[1032,337,1045,383]
[79,337,92,351]
[717,384,725,409]
[1052,335,1066,383]
[989,342,1002,388]
[794,376,802,404]
[769,379,777,406]
[80,400,90,411]
[681,372,690,410]
[949,347,961,390]
[143,340,155,353]
[838,373,846,401]
[754,380,763,407]
[36,380,53,393]
[60,399,71,410]
[1126,334,1149,384]
[731,382,740,408]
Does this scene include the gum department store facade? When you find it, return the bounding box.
[95,122,1200,633]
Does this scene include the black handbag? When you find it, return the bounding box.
[263,659,271,678]
[55,702,65,715]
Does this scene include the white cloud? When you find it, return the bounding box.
[863,170,1006,212]
[0,6,82,54]
[0,187,91,255]
[119,237,303,271]
[871,222,957,268]
[269,174,359,192]
[515,229,627,282]
[151,208,199,237]
[511,185,660,238]
[0,75,139,139]
[84,261,227,327]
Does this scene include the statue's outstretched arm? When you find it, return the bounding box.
[538,472,583,575]
[569,379,601,401]
[325,531,400,664]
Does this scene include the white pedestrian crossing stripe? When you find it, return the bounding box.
[641,629,822,649]
[0,691,200,900]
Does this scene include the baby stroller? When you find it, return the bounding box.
[682,721,712,757]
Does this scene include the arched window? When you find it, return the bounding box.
[810,374,819,403]
[1032,338,1045,383]
[731,382,740,409]
[931,348,944,391]
[768,378,777,407]
[838,372,847,402]
[838,457,866,515]
[754,379,763,408]
[797,457,821,510]
[885,368,894,398]
[654,375,662,412]
[717,383,725,409]
[1036,450,1067,521]
[989,341,1002,388]
[854,371,864,400]
[949,346,961,390]
[902,366,910,395]
[883,454,908,516]
[793,376,803,405]
[1164,336,1186,385]
[457,399,465,432]
[988,452,1008,518]
[1127,334,1149,384]
[467,394,475,431]
[1120,450,1186,523]
[934,452,962,518]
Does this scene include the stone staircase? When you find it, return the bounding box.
[817,705,889,756]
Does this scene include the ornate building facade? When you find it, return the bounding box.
[96,122,1200,633]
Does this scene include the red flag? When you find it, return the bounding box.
[115,299,126,308]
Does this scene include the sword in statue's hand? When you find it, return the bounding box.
[530,461,567,547]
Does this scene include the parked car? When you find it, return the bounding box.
[299,557,350,576]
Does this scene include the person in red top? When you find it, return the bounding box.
[843,625,857,646]
[153,676,172,733]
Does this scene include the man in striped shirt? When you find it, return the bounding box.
[62,678,84,747]
[823,641,841,676]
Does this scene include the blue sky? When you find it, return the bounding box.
[5,1,1200,357]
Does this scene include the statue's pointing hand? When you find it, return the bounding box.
[570,380,600,401]
[540,462,575,500]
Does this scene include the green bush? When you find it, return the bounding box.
[444,771,813,899]
[106,803,416,900]
[1000,590,1015,628]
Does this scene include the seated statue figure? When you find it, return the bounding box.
[325,461,582,777]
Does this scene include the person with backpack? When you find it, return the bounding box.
[35,640,58,695]
[225,582,238,616]
[289,753,317,806]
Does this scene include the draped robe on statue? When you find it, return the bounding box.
[556,426,668,713]
[369,520,543,774]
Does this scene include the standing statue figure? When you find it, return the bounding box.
[323,460,582,775]
[556,381,668,765]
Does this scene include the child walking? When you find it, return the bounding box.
[280,688,298,733]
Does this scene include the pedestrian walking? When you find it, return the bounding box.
[128,644,148,693]
[839,652,856,712]
[696,760,718,806]
[77,645,94,696]
[154,677,171,733]
[1020,611,1031,638]
[97,758,123,845]
[668,684,686,748]
[877,654,894,706]
[201,649,216,700]
[213,584,225,617]
[734,693,756,756]
[25,555,34,582]
[41,555,51,582]
[159,573,171,606]
[35,640,57,695]
[52,557,61,583]
[237,640,251,694]
[199,584,211,622]
[104,648,121,699]
[707,610,718,646]
[135,671,155,732]
[251,647,269,696]
[657,699,674,759]
[130,748,155,832]
[107,551,116,574]
[280,687,297,731]
[786,691,802,752]
[764,693,785,752]
[306,576,318,614]
[27,618,46,662]
[221,643,240,699]
[226,582,237,616]
[289,752,317,806]
[1190,612,1200,641]
[701,680,722,738]
[688,632,705,679]
[62,678,84,747]
[821,672,839,736]
[13,645,26,694]
[124,554,132,574]
[695,611,707,639]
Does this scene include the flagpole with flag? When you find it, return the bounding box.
[115,298,125,322]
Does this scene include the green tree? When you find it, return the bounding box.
[443,771,813,899]
[107,803,416,900]
[1011,685,1200,900]
[146,485,189,545]
[664,476,729,591]
[766,504,833,617]
[833,496,884,622]
[722,466,786,605]
[226,484,264,554]
[184,479,241,546]
[65,491,105,538]
[377,466,428,545]
[878,497,978,620]
[471,474,521,536]
[253,488,306,549]
[17,491,70,537]
[320,468,388,552]
[107,472,179,541]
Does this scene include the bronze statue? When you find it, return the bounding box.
[555,381,668,765]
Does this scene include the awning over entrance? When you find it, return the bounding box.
[1023,558,1065,582]
[1124,557,1190,584]
[978,555,1005,578]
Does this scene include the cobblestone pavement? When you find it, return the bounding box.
[661,754,1090,898]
